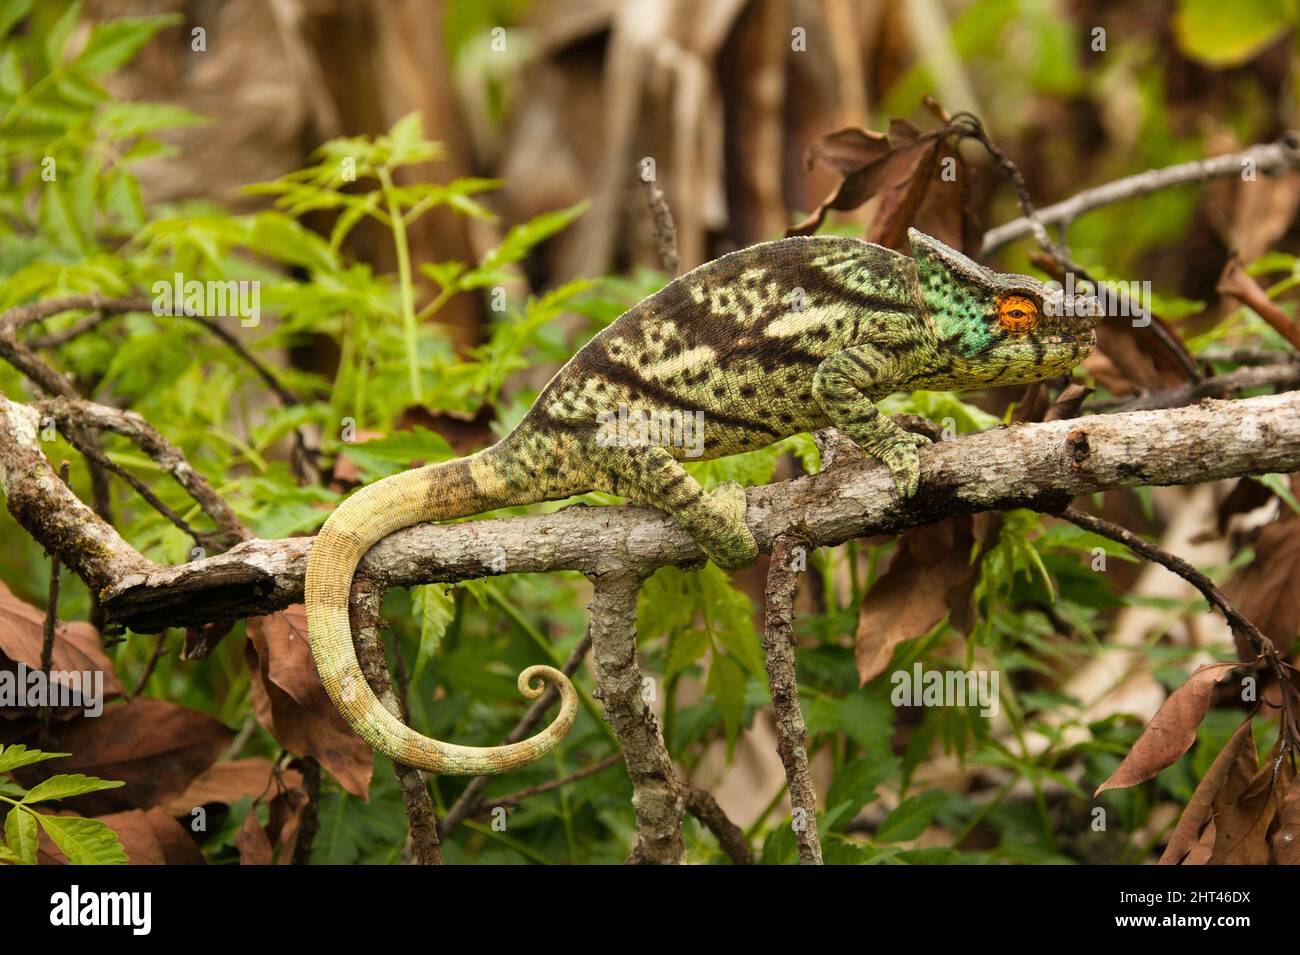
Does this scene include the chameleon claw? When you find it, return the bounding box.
[878,436,927,499]
[700,481,758,569]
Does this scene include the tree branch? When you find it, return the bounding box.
[1,390,1285,633]
[36,396,250,548]
[587,570,684,864]
[683,786,753,865]
[350,580,441,865]
[980,133,1300,255]
[764,535,822,864]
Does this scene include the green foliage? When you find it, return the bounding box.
[0,1,1278,867]
[1174,0,1297,67]
[0,744,126,865]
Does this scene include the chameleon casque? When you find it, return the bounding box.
[304,228,1097,776]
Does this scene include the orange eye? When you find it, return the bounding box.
[997,294,1038,333]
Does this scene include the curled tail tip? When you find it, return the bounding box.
[518,664,576,703]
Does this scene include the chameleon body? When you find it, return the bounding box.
[304,229,1096,775]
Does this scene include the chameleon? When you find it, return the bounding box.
[304,228,1096,775]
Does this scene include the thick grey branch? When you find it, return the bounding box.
[2,391,1300,632]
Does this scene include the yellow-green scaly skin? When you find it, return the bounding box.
[304,230,1097,775]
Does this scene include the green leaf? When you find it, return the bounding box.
[4,806,39,865]
[72,15,179,74]
[96,100,207,138]
[39,176,88,254]
[825,755,901,828]
[1253,473,1300,516]
[339,427,454,482]
[1173,0,1296,67]
[35,813,127,864]
[664,628,709,681]
[706,652,747,756]
[22,773,125,804]
[875,791,948,843]
[473,201,589,280]
[411,584,455,682]
[44,0,82,68]
[0,744,69,774]
[0,0,32,40]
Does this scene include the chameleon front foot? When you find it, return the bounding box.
[869,431,931,499]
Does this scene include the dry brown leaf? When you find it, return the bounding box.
[1184,819,1217,865]
[330,428,386,486]
[235,782,310,865]
[1218,252,1300,352]
[1216,477,1275,534]
[267,786,311,865]
[1231,519,1300,663]
[1207,751,1287,864]
[0,580,123,714]
[1273,777,1300,864]
[245,607,372,798]
[18,698,232,815]
[855,516,975,685]
[237,807,274,865]
[789,118,979,252]
[1160,716,1255,864]
[1095,662,1236,795]
[1088,319,1191,394]
[162,757,301,816]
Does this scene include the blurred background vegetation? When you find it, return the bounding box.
[1,0,1298,865]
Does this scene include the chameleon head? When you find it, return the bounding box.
[907,229,1097,386]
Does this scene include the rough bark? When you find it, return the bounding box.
[587,571,684,864]
[764,535,822,864]
[1,391,1290,632]
[350,582,441,865]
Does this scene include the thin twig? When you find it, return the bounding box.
[587,570,684,864]
[1052,508,1280,669]
[130,631,169,697]
[465,752,624,818]
[763,535,823,865]
[290,755,321,865]
[639,165,680,277]
[38,461,70,748]
[53,423,210,545]
[1217,252,1300,353]
[1052,506,1299,758]
[1,295,318,482]
[956,114,1203,382]
[980,132,1300,254]
[36,397,249,548]
[684,786,754,865]
[1087,362,1300,413]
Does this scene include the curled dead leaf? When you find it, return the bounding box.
[855,516,975,685]
[1159,716,1255,864]
[1095,661,1236,795]
[790,117,980,253]
[245,606,372,798]
[0,580,122,719]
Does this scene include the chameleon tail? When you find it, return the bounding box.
[304,449,579,775]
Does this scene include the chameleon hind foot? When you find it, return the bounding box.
[695,480,758,570]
